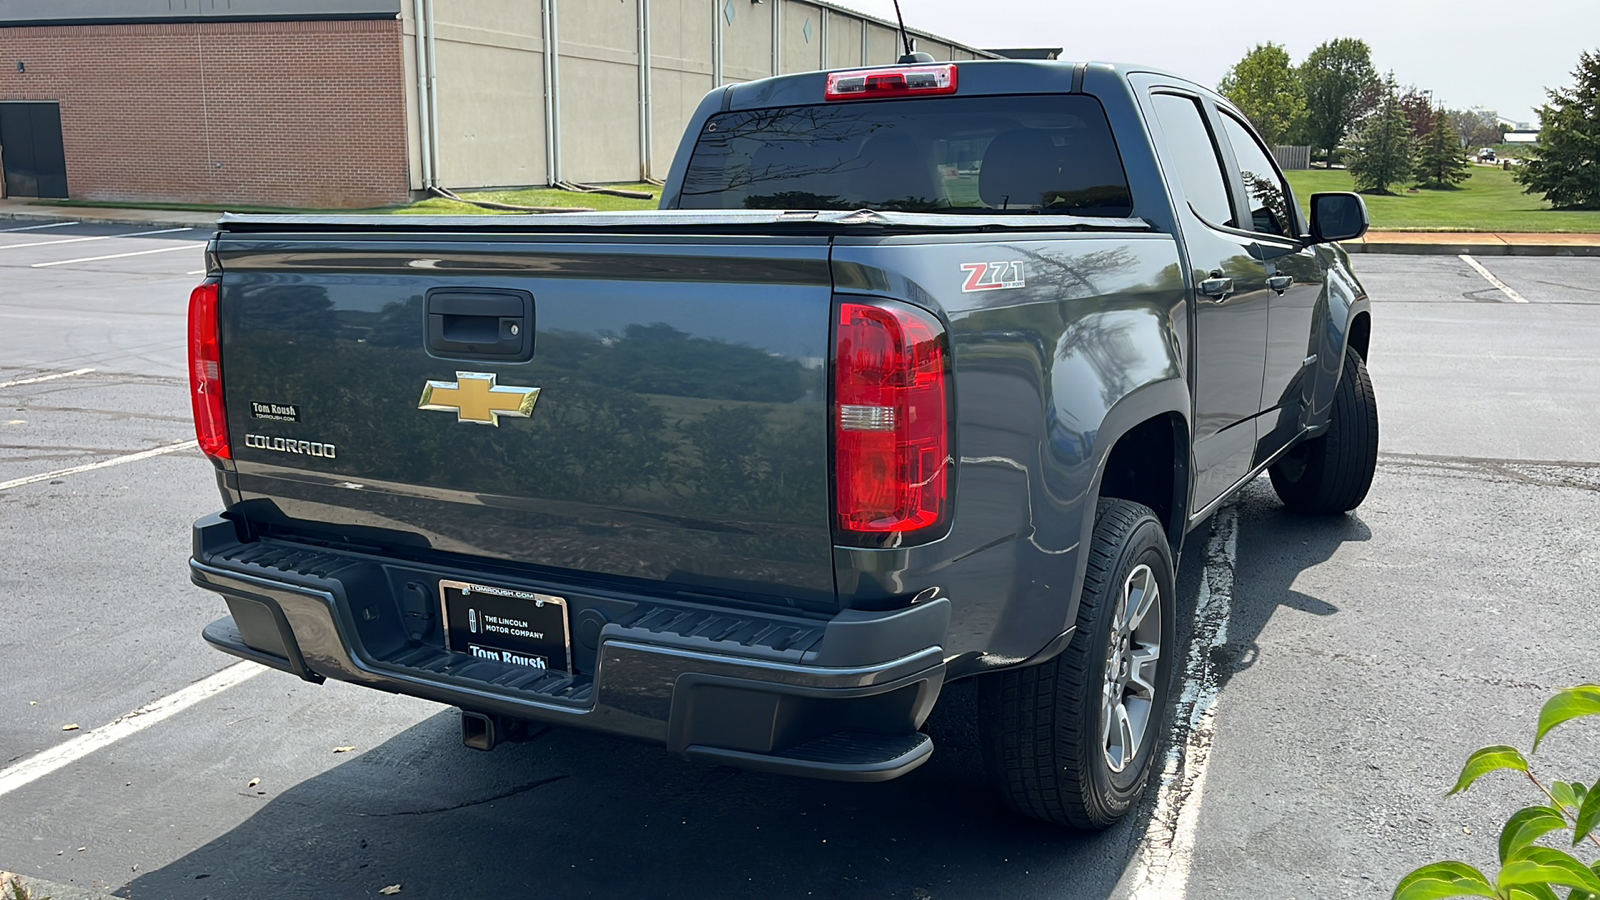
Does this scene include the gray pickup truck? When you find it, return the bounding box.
[186,58,1376,829]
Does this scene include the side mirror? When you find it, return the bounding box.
[1309,192,1369,244]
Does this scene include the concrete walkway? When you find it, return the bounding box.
[1348,230,1600,256]
[3,198,1599,255]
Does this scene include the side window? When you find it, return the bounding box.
[1219,112,1294,239]
[1149,93,1234,228]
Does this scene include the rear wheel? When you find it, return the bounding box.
[1270,346,1379,514]
[979,499,1176,829]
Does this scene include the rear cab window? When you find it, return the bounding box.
[678,95,1133,217]
[1147,93,1235,229]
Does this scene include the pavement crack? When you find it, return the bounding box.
[356,774,570,817]
[1379,452,1600,493]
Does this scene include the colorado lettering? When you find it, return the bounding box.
[244,434,337,459]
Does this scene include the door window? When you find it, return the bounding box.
[1218,112,1294,239]
[1149,93,1234,228]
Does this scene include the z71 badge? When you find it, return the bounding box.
[960,261,1026,292]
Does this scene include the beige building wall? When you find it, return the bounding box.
[720,0,775,83]
[780,1,825,74]
[648,0,715,181]
[825,11,862,69]
[408,0,992,189]
[411,0,548,190]
[558,0,641,183]
[864,22,898,66]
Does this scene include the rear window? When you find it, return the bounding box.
[677,94,1133,216]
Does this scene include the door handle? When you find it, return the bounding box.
[1267,274,1293,294]
[425,288,534,360]
[1198,273,1234,299]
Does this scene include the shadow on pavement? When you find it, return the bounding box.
[1218,480,1372,689]
[118,692,1149,900]
[116,482,1366,900]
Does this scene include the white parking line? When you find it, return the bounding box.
[0,367,95,389]
[0,221,80,233]
[1129,505,1238,899]
[0,662,264,799]
[0,226,193,251]
[31,242,206,268]
[0,439,198,493]
[1460,254,1529,303]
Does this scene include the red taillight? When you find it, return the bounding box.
[834,301,950,535]
[187,281,230,460]
[825,64,958,101]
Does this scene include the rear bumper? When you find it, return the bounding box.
[191,513,948,782]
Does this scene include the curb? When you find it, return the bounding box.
[0,210,220,230]
[1347,241,1600,257]
[0,871,122,900]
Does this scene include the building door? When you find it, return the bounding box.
[0,102,69,199]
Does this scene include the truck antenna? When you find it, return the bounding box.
[891,1,933,64]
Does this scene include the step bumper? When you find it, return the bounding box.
[191,514,947,782]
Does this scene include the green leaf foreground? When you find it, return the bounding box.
[1507,883,1561,900]
[1576,780,1600,845]
[1452,746,1532,796]
[1533,686,1600,752]
[1394,861,1497,899]
[1498,847,1600,894]
[1553,782,1585,813]
[1500,806,1571,863]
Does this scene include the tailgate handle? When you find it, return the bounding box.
[425,289,534,360]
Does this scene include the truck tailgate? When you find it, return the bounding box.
[213,229,835,609]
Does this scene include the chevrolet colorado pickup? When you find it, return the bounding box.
[186,59,1377,828]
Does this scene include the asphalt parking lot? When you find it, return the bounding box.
[1,223,1597,900]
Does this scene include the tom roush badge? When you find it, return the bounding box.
[250,401,300,422]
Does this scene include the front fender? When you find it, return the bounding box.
[1308,244,1372,425]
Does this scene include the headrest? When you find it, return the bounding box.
[979,130,1061,209]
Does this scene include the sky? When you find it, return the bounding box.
[825,0,1598,126]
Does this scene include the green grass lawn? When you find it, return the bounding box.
[32,183,661,216]
[399,183,660,214]
[1283,166,1600,233]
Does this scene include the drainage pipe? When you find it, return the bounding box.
[637,0,652,181]
[770,0,781,75]
[542,0,563,185]
[410,0,433,188]
[422,0,441,189]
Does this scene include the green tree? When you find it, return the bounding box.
[1515,48,1600,210]
[1300,38,1379,161]
[1219,42,1307,146]
[1449,108,1506,150]
[1415,108,1471,189]
[1347,76,1415,194]
[1397,86,1437,142]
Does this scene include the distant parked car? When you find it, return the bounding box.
[1478,148,1497,162]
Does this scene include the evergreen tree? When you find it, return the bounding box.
[1299,38,1379,161]
[1515,48,1600,210]
[1415,109,1471,189]
[1347,77,1415,195]
[1219,43,1306,147]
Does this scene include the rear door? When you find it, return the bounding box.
[215,230,839,610]
[1140,85,1272,514]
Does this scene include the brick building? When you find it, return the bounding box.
[0,0,989,209]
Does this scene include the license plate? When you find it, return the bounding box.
[439,579,572,673]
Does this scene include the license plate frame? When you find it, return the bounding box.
[438,579,572,674]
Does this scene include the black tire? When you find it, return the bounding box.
[1269,346,1379,514]
[978,499,1176,829]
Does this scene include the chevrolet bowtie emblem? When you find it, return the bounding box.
[418,372,541,426]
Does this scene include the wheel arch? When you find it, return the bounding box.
[1081,379,1192,570]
